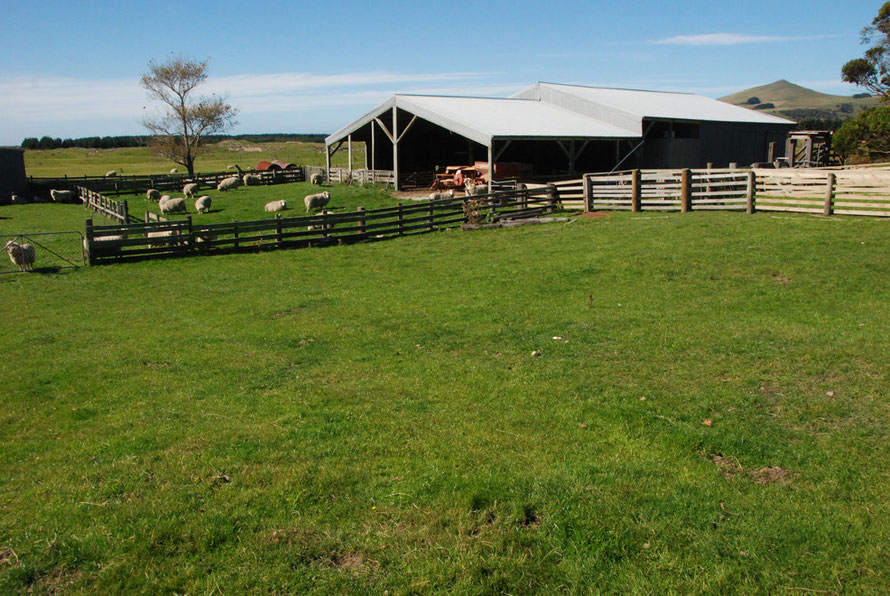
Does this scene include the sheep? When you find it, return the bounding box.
[242,174,260,186]
[105,170,117,177]
[429,190,455,201]
[170,168,178,174]
[465,182,489,196]
[310,172,324,185]
[147,229,183,247]
[195,195,212,213]
[160,197,186,214]
[3,240,36,271]
[158,195,172,209]
[264,200,287,212]
[307,210,335,231]
[10,194,27,204]
[217,176,241,192]
[50,189,76,203]
[195,232,218,244]
[183,182,199,198]
[304,191,330,212]
[146,188,161,201]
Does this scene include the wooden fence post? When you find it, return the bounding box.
[122,200,129,223]
[322,211,330,241]
[680,169,691,213]
[358,207,366,239]
[398,203,404,236]
[583,175,593,212]
[233,221,240,249]
[428,200,435,231]
[824,172,836,216]
[546,184,560,213]
[276,214,283,247]
[631,169,641,212]
[84,218,94,265]
[746,170,756,215]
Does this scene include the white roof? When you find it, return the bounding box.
[327,81,794,146]
[514,82,795,128]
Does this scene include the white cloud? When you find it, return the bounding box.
[654,33,796,46]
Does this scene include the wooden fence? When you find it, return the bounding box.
[76,185,130,224]
[83,185,563,265]
[30,168,305,198]
[327,167,396,185]
[582,168,890,217]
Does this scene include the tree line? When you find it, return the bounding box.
[21,133,328,151]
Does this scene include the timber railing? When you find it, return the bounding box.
[76,185,130,224]
[582,167,890,217]
[327,167,395,185]
[82,185,565,265]
[30,168,305,198]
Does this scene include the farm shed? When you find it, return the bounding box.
[0,147,28,203]
[326,82,795,189]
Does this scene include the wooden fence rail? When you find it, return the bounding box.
[583,168,890,217]
[30,168,305,198]
[76,185,130,224]
[83,185,560,265]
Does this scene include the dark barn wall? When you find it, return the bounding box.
[0,148,28,200]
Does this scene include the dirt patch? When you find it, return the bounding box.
[330,552,368,570]
[712,454,743,477]
[749,466,793,486]
[580,211,611,218]
[770,273,793,284]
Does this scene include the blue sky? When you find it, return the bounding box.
[0,0,881,145]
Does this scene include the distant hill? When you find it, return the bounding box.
[719,79,880,122]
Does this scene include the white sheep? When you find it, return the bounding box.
[10,194,26,204]
[50,189,76,203]
[195,196,212,213]
[170,168,178,174]
[242,174,260,186]
[310,172,324,185]
[307,210,335,231]
[146,188,161,201]
[183,182,199,198]
[4,240,36,271]
[217,176,241,192]
[160,198,186,214]
[465,182,489,196]
[429,190,455,201]
[264,200,287,212]
[304,191,330,212]
[105,170,117,177]
[158,195,172,208]
[147,229,183,247]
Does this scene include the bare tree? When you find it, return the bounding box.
[141,56,238,177]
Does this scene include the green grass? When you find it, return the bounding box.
[1,204,889,593]
[24,140,366,178]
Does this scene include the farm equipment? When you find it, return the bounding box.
[430,161,533,190]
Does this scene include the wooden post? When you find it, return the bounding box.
[122,200,129,224]
[824,172,835,216]
[84,218,94,265]
[680,169,692,213]
[186,216,193,251]
[767,142,776,163]
[397,203,404,235]
[428,200,435,231]
[392,106,399,191]
[357,206,366,239]
[546,184,559,213]
[325,144,331,184]
[746,170,756,215]
[276,214,283,247]
[583,175,593,213]
[233,221,240,249]
[631,169,641,212]
[348,134,353,179]
[371,121,376,173]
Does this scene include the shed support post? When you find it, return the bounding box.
[488,143,494,188]
[347,134,353,180]
[371,120,376,174]
[392,107,399,191]
[325,144,331,182]
[631,169,641,212]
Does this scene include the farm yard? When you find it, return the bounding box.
[3,153,890,591]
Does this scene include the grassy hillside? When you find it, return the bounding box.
[1,199,889,592]
[24,139,366,178]
[719,79,880,122]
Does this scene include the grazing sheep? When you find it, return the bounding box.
[3,240,36,271]
[264,200,287,212]
[242,174,260,186]
[310,172,324,185]
[465,182,489,196]
[195,195,212,213]
[429,190,455,201]
[307,210,335,231]
[183,182,199,198]
[147,229,183,247]
[195,232,218,244]
[217,176,241,192]
[50,189,76,203]
[105,170,117,177]
[160,197,186,214]
[158,195,172,209]
[146,188,161,201]
[170,168,178,174]
[303,191,330,212]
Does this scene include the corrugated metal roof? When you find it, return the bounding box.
[517,82,795,126]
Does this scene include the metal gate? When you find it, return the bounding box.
[0,231,85,273]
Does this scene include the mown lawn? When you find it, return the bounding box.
[1,207,889,593]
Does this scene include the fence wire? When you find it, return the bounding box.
[0,231,85,273]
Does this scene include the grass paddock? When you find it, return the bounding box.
[1,204,889,592]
